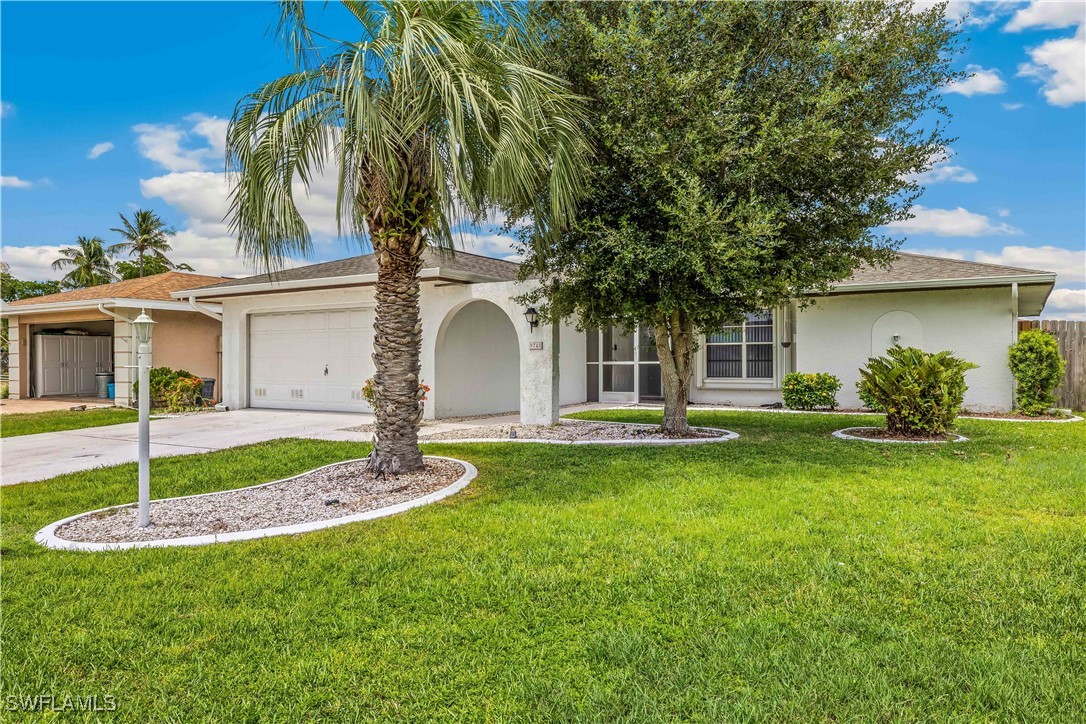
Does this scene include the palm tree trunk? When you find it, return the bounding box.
[368,236,426,475]
[654,310,695,436]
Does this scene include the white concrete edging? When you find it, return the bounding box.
[35,455,477,552]
[622,404,1083,423]
[832,427,969,444]
[423,419,738,446]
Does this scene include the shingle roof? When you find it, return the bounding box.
[8,272,232,306]
[840,252,1054,287]
[189,248,521,292]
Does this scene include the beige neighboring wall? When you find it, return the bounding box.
[143,309,222,400]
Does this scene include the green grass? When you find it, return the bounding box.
[0,407,140,438]
[2,410,1084,720]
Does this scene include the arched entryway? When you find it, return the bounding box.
[434,299,521,418]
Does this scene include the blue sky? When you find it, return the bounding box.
[1,1,1083,318]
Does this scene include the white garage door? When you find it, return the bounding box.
[249,308,374,411]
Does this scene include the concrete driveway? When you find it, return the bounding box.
[1,409,373,486]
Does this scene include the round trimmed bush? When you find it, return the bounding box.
[782,372,842,410]
[1008,329,1066,416]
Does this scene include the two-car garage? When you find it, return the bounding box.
[248,308,374,412]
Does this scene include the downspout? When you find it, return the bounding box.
[97,303,135,323]
[1010,282,1019,410]
[186,296,223,322]
[187,297,224,404]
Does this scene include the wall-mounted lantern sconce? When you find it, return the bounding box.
[524,307,539,331]
[892,333,901,344]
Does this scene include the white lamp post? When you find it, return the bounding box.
[132,309,156,528]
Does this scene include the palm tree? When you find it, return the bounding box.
[109,209,177,278]
[227,1,588,474]
[52,236,115,289]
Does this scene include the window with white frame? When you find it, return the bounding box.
[705,312,774,380]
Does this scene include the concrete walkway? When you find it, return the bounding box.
[1,403,619,486]
[2,409,374,486]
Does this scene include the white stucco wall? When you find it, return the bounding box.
[559,321,587,406]
[796,286,1016,411]
[217,279,565,424]
[435,300,520,417]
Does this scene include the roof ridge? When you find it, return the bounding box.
[896,251,1052,276]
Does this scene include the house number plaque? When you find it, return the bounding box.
[527,341,544,351]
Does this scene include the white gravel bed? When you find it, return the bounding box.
[422,419,726,442]
[54,458,464,544]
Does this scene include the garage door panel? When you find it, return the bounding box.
[249,309,374,411]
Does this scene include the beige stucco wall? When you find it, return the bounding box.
[140,309,222,401]
[795,286,1016,411]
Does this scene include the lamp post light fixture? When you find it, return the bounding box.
[523,307,539,331]
[132,309,157,528]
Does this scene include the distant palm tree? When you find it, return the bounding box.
[109,209,176,278]
[52,236,116,289]
[227,1,588,474]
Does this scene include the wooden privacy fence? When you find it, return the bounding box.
[1018,319,1085,411]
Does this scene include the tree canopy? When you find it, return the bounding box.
[517,0,963,432]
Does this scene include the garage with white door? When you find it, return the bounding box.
[248,308,374,412]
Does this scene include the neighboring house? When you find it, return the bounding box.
[177,250,1056,419]
[2,272,229,406]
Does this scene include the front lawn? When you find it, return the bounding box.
[0,407,140,438]
[2,411,1083,720]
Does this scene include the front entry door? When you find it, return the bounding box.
[600,325,636,402]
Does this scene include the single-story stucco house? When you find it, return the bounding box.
[174,250,1056,421]
[2,272,228,406]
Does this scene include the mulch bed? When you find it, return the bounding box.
[55,458,465,544]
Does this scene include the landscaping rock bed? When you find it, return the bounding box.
[832,427,968,444]
[53,458,465,544]
[422,419,728,442]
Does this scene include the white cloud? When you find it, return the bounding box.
[886,206,1021,237]
[997,208,1012,218]
[87,141,115,160]
[1044,287,1086,320]
[132,114,229,172]
[911,1,1020,28]
[1005,1,1085,32]
[908,153,978,184]
[1,176,32,188]
[943,65,1008,96]
[0,101,13,118]
[975,244,1086,281]
[185,113,229,158]
[452,231,520,260]
[1018,25,1086,106]
[1001,101,1025,110]
[0,245,65,281]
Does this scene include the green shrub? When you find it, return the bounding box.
[782,372,841,410]
[0,382,8,400]
[856,381,884,412]
[133,366,194,406]
[858,346,977,436]
[1008,329,1066,415]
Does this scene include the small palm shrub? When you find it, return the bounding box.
[132,366,196,408]
[858,346,977,436]
[1008,329,1066,415]
[782,372,841,410]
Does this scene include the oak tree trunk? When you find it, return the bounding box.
[653,311,695,436]
[368,234,426,475]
